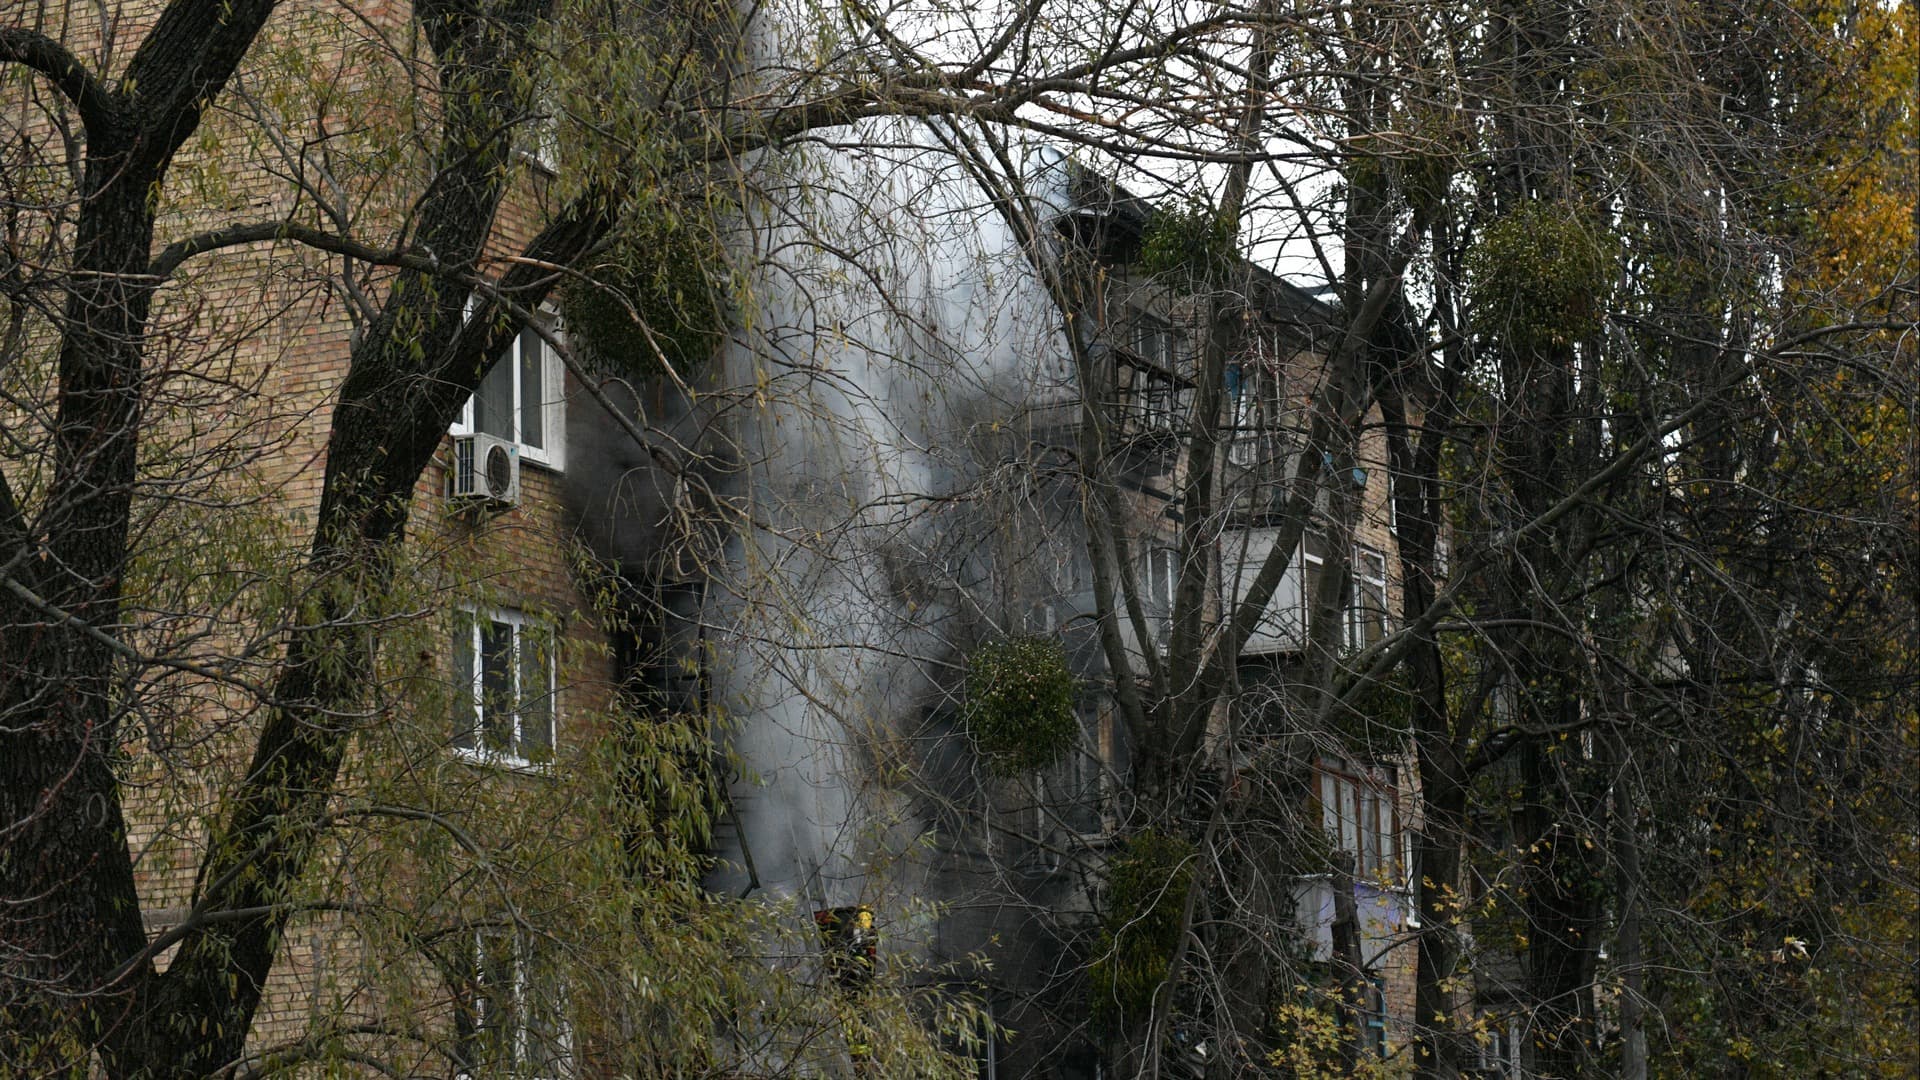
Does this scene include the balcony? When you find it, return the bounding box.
[1223,525,1309,655]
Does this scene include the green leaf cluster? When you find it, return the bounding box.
[961,635,1078,775]
[1467,201,1613,353]
[1335,668,1414,752]
[1089,831,1195,1030]
[560,196,730,380]
[1138,196,1236,289]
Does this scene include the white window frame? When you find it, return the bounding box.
[457,928,574,1079]
[1227,365,1259,467]
[1114,356,1187,435]
[1477,1016,1523,1079]
[1130,311,1175,368]
[1142,544,1178,641]
[452,607,557,769]
[518,95,560,174]
[1387,473,1450,576]
[1301,530,1328,629]
[1114,310,1194,439]
[453,302,567,471]
[1301,536,1390,651]
[1227,356,1288,469]
[1347,545,1389,651]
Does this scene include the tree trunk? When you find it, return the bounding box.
[1613,734,1647,1080]
[2,0,281,1057]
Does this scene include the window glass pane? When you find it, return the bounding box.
[452,612,476,749]
[481,618,515,752]
[481,932,519,1067]
[453,935,483,1070]
[518,326,544,450]
[519,626,553,762]
[1150,549,1174,609]
[522,936,571,1074]
[1320,773,1338,836]
[527,979,569,1073]
[1340,780,1359,855]
[1363,582,1387,643]
[475,350,515,440]
[1365,978,1387,1056]
[1391,795,1405,874]
[1058,705,1103,835]
[1304,530,1328,565]
[1362,790,1381,873]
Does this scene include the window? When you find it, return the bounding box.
[518,96,560,172]
[1476,1015,1523,1078]
[1114,356,1190,436]
[1226,360,1289,469]
[454,306,566,470]
[1388,474,1450,577]
[1317,762,1403,881]
[1112,311,1194,440]
[975,1003,1001,1080]
[455,929,572,1078]
[1024,600,1058,635]
[1037,700,1115,841]
[1300,537,1389,651]
[1360,975,1388,1058]
[1129,312,1179,368]
[452,609,556,766]
[1347,546,1388,650]
[1141,544,1178,639]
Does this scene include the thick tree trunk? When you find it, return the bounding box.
[108,4,601,1070]
[0,1,621,1073]
[1379,315,1473,1079]
[1411,755,1468,1080]
[1516,738,1604,1078]
[0,127,153,1075]
[2,0,281,1055]
[1612,736,1648,1080]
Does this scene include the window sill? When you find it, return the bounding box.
[516,146,558,177]
[452,746,555,776]
[443,431,565,474]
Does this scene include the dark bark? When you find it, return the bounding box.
[1382,358,1474,1080]
[0,0,626,1073]
[104,2,621,1072]
[1,1,278,1070]
[1611,730,1647,1080]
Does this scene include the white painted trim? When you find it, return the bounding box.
[450,302,567,473]
[451,606,557,771]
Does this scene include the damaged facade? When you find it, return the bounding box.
[573,142,1433,1076]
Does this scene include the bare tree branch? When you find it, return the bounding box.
[0,27,119,129]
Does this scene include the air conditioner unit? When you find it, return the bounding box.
[449,432,521,506]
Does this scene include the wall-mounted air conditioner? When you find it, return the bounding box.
[449,432,521,506]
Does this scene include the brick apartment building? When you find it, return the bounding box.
[2,0,630,1073]
[665,151,1432,1077]
[3,1,1428,1072]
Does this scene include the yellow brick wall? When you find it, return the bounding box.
[0,0,625,1066]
